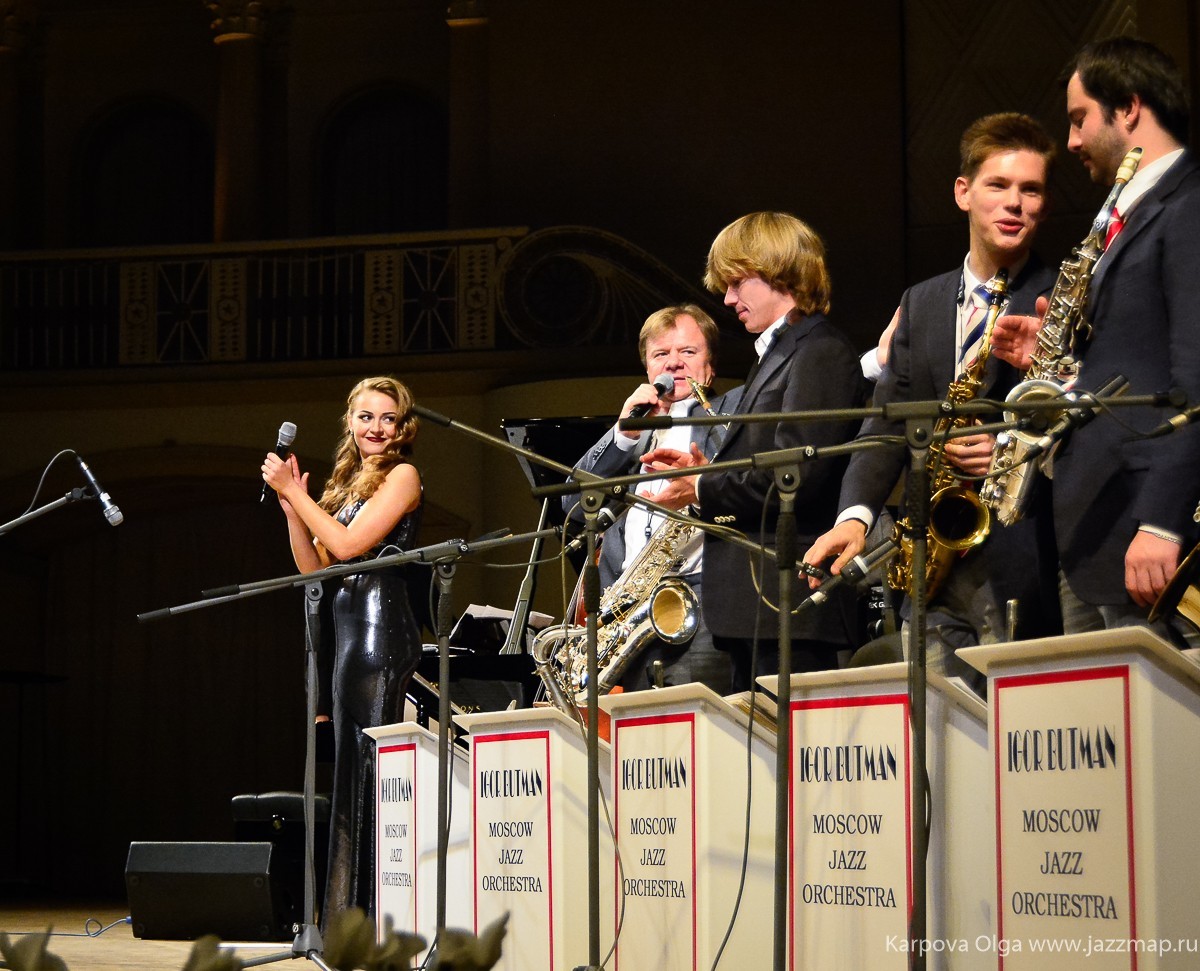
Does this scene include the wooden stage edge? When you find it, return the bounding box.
[0,899,287,971]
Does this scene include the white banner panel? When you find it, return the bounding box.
[613,711,697,971]
[994,665,1135,969]
[471,729,554,970]
[377,742,419,934]
[791,693,911,969]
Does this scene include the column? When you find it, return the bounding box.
[0,2,32,249]
[204,0,267,242]
[446,0,489,228]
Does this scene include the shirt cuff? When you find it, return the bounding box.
[837,505,875,531]
[860,348,882,382]
[1138,523,1183,545]
[613,424,642,452]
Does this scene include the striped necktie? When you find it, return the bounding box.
[958,284,991,372]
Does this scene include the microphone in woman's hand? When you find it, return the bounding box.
[261,421,298,502]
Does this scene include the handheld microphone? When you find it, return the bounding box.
[800,538,899,609]
[75,455,123,526]
[628,373,675,420]
[261,421,298,502]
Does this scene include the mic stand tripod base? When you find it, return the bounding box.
[240,925,333,970]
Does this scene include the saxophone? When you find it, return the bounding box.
[979,147,1144,526]
[534,384,721,710]
[532,514,700,709]
[886,268,1009,600]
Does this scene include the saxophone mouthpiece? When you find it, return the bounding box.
[686,377,716,416]
[1116,147,1143,185]
[985,267,1009,304]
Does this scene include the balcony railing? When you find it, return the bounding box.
[0,226,717,372]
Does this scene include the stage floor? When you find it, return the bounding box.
[0,900,290,971]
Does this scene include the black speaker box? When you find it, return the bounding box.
[125,841,298,941]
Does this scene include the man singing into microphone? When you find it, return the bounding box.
[564,304,741,693]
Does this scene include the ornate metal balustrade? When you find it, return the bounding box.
[0,226,717,373]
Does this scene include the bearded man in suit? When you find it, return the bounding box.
[991,38,1200,638]
[640,212,867,692]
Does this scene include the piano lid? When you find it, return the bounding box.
[502,415,616,491]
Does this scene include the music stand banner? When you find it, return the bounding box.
[603,683,776,970]
[962,627,1200,971]
[457,706,615,971]
[790,693,913,969]
[368,721,471,958]
[993,666,1135,969]
[612,711,698,971]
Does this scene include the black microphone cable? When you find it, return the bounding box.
[711,484,776,969]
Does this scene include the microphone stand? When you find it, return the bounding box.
[907,415,933,970]
[138,528,556,969]
[897,407,934,968]
[581,487,604,969]
[0,487,94,536]
[545,417,870,971]
[769,462,799,971]
[748,397,942,968]
[412,404,613,970]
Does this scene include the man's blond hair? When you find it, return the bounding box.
[704,211,832,316]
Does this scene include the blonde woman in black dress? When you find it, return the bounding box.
[262,375,423,923]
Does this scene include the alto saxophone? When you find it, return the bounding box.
[887,268,1009,600]
[979,147,1144,526]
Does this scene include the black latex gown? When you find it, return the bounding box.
[320,496,422,924]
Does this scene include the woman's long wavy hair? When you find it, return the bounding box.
[318,376,419,513]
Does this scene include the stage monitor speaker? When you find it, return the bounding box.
[125,841,298,941]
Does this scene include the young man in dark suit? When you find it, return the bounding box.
[641,212,866,692]
[991,38,1200,636]
[803,113,1061,691]
[565,304,742,693]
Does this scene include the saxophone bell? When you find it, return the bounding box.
[646,577,700,645]
[928,485,991,551]
[978,378,1065,528]
[1001,377,1074,427]
[533,515,702,711]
